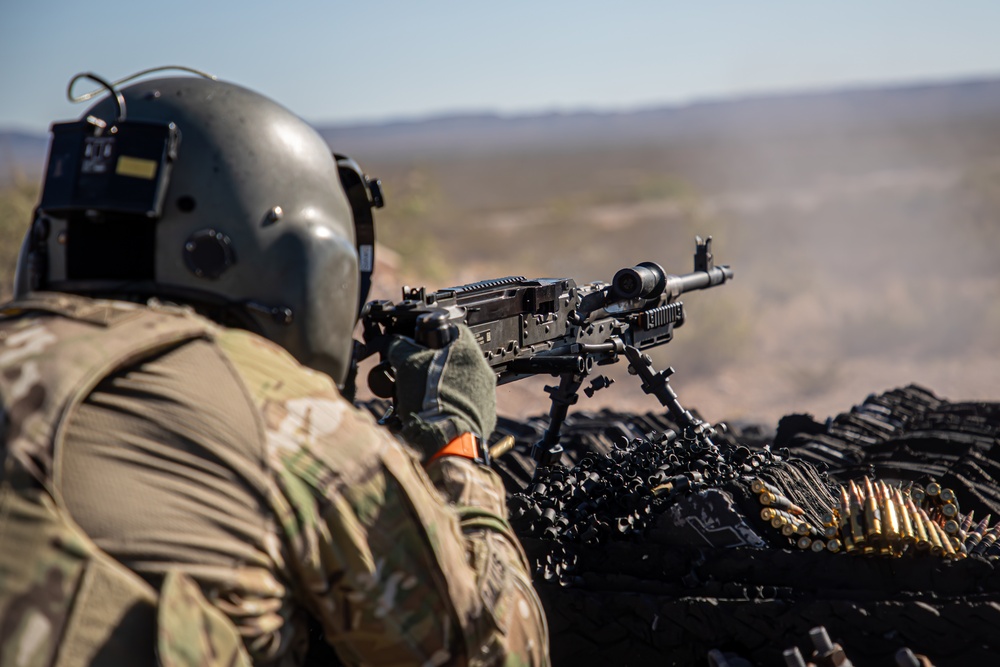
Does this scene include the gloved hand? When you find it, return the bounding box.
[387,324,497,460]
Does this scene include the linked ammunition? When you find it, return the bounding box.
[824,524,839,539]
[964,515,990,552]
[781,523,796,537]
[760,492,806,515]
[944,519,960,536]
[795,522,812,536]
[827,538,842,553]
[985,538,1000,559]
[751,479,783,497]
[973,524,1000,556]
[820,511,837,528]
[811,539,826,553]
[772,516,789,529]
[941,502,959,518]
[910,485,926,504]
[760,507,776,521]
[925,482,941,497]
[863,478,882,540]
[771,508,800,524]
[797,536,813,550]
[940,487,956,503]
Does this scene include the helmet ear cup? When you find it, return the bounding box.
[183,229,236,280]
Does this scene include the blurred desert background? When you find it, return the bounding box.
[3,79,999,427]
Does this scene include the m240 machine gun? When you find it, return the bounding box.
[354,236,733,464]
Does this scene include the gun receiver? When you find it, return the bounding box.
[354,236,733,463]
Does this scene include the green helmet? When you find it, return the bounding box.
[17,72,382,386]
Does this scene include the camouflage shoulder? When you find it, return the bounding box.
[158,571,252,667]
[214,327,337,403]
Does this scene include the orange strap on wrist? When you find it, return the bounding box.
[427,432,482,465]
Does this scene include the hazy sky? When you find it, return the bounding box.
[3,1,1000,132]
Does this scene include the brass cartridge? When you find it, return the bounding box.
[823,524,839,539]
[770,493,806,515]
[965,515,991,552]
[944,519,960,536]
[797,536,813,550]
[925,482,941,498]
[940,487,956,503]
[849,481,866,545]
[863,478,882,540]
[961,510,976,534]
[941,502,959,518]
[751,479,783,497]
[908,499,931,550]
[974,524,1000,556]
[811,539,826,553]
[938,523,957,559]
[760,507,776,521]
[827,538,842,553]
[922,510,945,556]
[879,481,899,542]
[895,489,915,544]
[839,486,851,521]
[843,531,856,554]
[781,523,796,536]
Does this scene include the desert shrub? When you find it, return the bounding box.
[0,180,36,300]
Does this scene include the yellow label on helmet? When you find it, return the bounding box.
[116,155,158,180]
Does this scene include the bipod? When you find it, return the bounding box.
[531,370,585,467]
[622,345,717,451]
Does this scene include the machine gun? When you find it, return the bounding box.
[353,236,733,464]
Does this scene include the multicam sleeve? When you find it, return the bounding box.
[220,331,549,665]
[268,404,549,666]
[425,456,551,666]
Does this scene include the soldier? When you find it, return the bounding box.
[0,71,549,666]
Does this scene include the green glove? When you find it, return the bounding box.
[387,324,498,459]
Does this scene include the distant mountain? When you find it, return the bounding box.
[318,78,1000,159]
[5,77,1000,178]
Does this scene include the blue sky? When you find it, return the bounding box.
[3,1,1000,132]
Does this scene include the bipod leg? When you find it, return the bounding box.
[531,371,584,466]
[622,345,716,449]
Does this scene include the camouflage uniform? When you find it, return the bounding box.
[0,293,549,667]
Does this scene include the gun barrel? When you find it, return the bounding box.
[664,265,733,298]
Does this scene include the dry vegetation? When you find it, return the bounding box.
[0,179,35,300]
